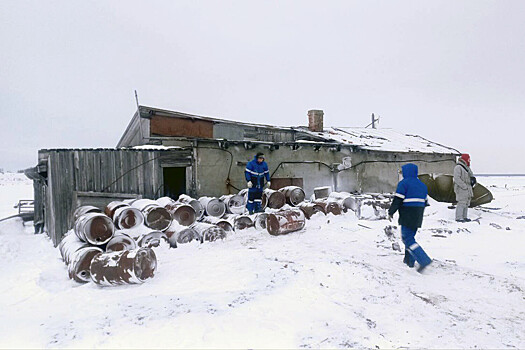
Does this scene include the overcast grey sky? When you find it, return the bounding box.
[1,1,524,173]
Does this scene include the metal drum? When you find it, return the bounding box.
[59,233,103,283]
[190,222,227,242]
[224,214,253,231]
[313,199,343,215]
[90,248,157,286]
[297,201,326,219]
[262,189,286,209]
[266,209,306,236]
[165,223,202,246]
[279,186,306,206]
[200,216,234,233]
[157,197,197,226]
[199,196,227,217]
[73,205,102,223]
[105,231,137,252]
[220,194,246,214]
[328,192,354,211]
[74,212,115,245]
[252,213,269,230]
[105,201,144,230]
[178,194,205,220]
[136,230,168,248]
[130,199,172,231]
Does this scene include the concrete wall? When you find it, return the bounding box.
[178,140,457,198]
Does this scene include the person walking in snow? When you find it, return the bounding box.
[245,152,271,214]
[453,153,476,222]
[388,163,432,273]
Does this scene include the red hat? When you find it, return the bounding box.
[460,153,470,166]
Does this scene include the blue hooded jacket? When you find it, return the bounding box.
[245,155,270,190]
[389,163,428,228]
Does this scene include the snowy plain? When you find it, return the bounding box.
[0,173,523,349]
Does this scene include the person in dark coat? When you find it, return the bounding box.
[245,152,271,214]
[388,163,432,273]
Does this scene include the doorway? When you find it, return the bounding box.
[163,167,186,199]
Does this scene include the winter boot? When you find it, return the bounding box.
[403,249,414,268]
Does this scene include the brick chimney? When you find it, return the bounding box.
[308,110,324,132]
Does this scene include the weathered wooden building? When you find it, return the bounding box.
[29,105,460,245]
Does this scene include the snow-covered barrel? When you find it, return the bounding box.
[157,197,196,226]
[199,196,226,217]
[262,188,286,209]
[279,186,306,206]
[136,230,168,248]
[328,192,354,212]
[190,222,227,242]
[73,205,102,223]
[224,214,253,230]
[266,209,306,236]
[312,199,343,215]
[220,194,246,214]
[200,216,234,233]
[59,233,103,283]
[104,201,144,230]
[129,199,172,231]
[297,201,326,219]
[238,188,248,197]
[105,231,137,252]
[74,212,115,245]
[252,213,269,230]
[178,194,205,220]
[90,248,157,286]
[165,222,202,247]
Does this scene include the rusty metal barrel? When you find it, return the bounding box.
[178,194,205,219]
[165,222,202,246]
[130,199,172,231]
[199,196,227,217]
[279,186,306,206]
[74,212,115,245]
[297,201,326,219]
[262,189,286,209]
[266,209,306,236]
[157,197,197,226]
[190,222,227,242]
[238,188,248,197]
[105,231,137,252]
[73,205,102,223]
[137,230,168,248]
[252,213,269,230]
[224,214,253,230]
[90,248,157,286]
[220,194,246,214]
[105,201,144,230]
[58,233,103,283]
[313,199,343,215]
[200,216,234,233]
[328,192,354,211]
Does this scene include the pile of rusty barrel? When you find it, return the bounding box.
[58,186,359,286]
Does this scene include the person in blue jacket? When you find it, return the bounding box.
[245,152,271,214]
[388,163,432,273]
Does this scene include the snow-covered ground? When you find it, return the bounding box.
[0,173,524,349]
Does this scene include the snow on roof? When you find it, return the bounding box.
[298,127,460,154]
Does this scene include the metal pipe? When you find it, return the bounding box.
[157,197,197,226]
[90,248,157,286]
[266,209,306,236]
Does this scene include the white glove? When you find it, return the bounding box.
[266,181,271,188]
[247,181,253,188]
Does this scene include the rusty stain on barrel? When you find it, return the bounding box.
[74,212,115,245]
[157,197,196,226]
[68,246,103,283]
[106,231,137,252]
[266,209,306,236]
[297,202,326,219]
[90,248,157,286]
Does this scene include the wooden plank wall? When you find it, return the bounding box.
[43,149,177,246]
